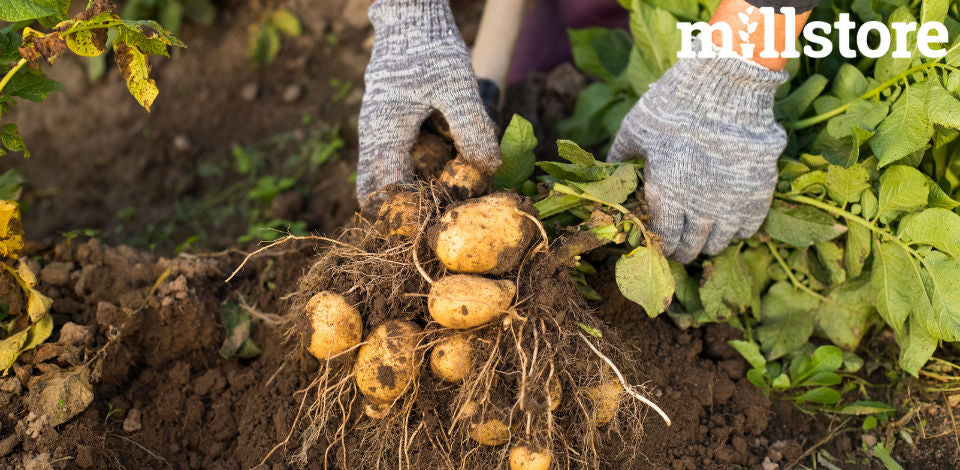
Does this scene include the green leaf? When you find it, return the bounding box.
[669,260,703,313]
[815,240,846,286]
[918,257,960,341]
[534,193,583,218]
[756,282,819,360]
[790,170,826,194]
[493,114,538,191]
[628,0,679,78]
[872,240,926,333]
[832,63,870,100]
[898,208,960,259]
[219,301,261,359]
[825,100,889,139]
[926,76,960,130]
[815,279,875,349]
[896,314,937,377]
[3,70,65,102]
[874,7,918,82]
[0,169,25,200]
[798,387,842,405]
[0,0,65,21]
[775,74,829,121]
[835,401,896,415]
[872,442,904,470]
[861,189,879,220]
[1,123,29,158]
[870,84,932,168]
[569,164,638,205]
[700,246,753,321]
[569,28,631,83]
[763,200,847,247]
[271,8,302,37]
[557,83,618,147]
[578,323,603,338]
[615,245,675,317]
[877,165,930,222]
[825,163,871,205]
[921,0,949,24]
[556,139,597,167]
[728,340,766,370]
[845,221,872,279]
[818,126,876,169]
[248,23,281,65]
[927,177,960,210]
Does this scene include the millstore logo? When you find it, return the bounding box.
[678,7,950,59]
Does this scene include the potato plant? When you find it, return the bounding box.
[0,0,183,374]
[500,0,960,413]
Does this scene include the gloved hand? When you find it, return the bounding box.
[608,38,788,263]
[357,0,501,204]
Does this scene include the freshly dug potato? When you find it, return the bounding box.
[430,333,473,382]
[354,321,422,403]
[377,191,419,238]
[431,193,535,274]
[584,379,621,426]
[469,418,511,446]
[302,292,363,360]
[428,275,515,329]
[411,133,453,179]
[510,444,552,470]
[439,157,488,199]
[363,400,390,419]
[547,378,561,412]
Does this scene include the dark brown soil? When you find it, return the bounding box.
[1,0,958,469]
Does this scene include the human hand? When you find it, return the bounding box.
[357,0,501,205]
[608,38,788,263]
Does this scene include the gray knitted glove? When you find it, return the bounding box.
[608,39,788,263]
[357,0,501,204]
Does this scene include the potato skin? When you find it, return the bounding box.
[509,444,552,470]
[547,378,561,412]
[430,333,473,382]
[584,380,621,426]
[377,191,419,238]
[431,193,534,274]
[439,157,488,199]
[303,292,363,360]
[428,275,515,329]
[354,321,422,403]
[469,418,511,446]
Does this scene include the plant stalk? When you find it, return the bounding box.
[0,58,28,95]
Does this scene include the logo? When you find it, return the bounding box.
[677,8,949,59]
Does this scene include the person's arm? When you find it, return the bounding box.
[609,0,814,262]
[472,0,529,111]
[709,0,812,70]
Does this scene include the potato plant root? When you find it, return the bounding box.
[283,183,653,469]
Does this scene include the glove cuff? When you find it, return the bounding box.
[369,0,459,43]
[649,37,788,121]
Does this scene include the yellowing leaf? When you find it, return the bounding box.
[615,244,674,317]
[114,42,158,111]
[26,288,53,322]
[271,8,302,37]
[0,200,25,259]
[25,364,94,426]
[64,28,107,56]
[1,313,52,375]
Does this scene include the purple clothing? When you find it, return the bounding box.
[508,0,629,84]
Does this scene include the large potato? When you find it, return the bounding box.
[430,333,473,382]
[509,444,552,470]
[302,292,362,360]
[354,321,422,403]
[430,193,534,274]
[584,379,621,426]
[428,275,515,329]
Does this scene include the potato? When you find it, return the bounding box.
[410,133,453,179]
[428,275,515,329]
[547,378,561,412]
[302,292,363,360]
[469,418,511,446]
[363,400,390,420]
[509,444,552,470]
[430,333,473,382]
[354,321,422,403]
[439,157,488,199]
[584,379,621,426]
[431,193,534,274]
[377,191,419,238]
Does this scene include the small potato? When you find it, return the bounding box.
[428,275,515,329]
[439,157,488,199]
[431,193,534,274]
[377,191,419,238]
[469,418,511,446]
[363,400,390,419]
[410,133,453,179]
[430,333,473,382]
[302,292,362,360]
[509,444,552,470]
[547,378,561,412]
[354,321,422,403]
[584,380,621,426]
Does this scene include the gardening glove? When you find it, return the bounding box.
[608,37,788,263]
[356,0,501,205]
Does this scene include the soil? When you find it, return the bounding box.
[1,0,959,469]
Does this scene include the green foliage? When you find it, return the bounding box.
[123,0,216,35]
[248,7,301,66]
[551,0,960,408]
[493,114,537,191]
